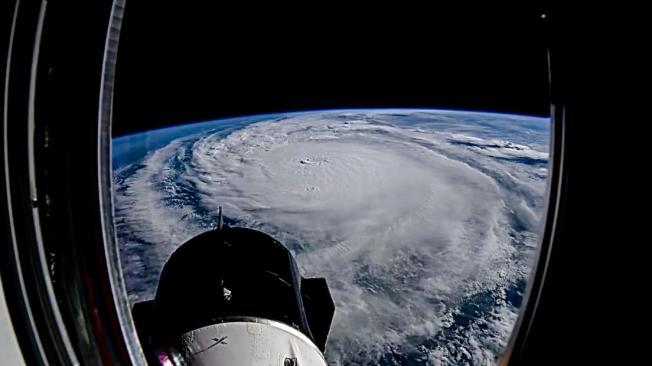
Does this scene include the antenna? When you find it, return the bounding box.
[218,206,223,231]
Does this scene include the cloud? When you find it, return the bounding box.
[113,109,549,365]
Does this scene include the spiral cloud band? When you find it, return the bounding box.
[113,109,549,365]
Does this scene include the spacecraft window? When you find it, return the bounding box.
[106,4,553,366]
[0,1,560,365]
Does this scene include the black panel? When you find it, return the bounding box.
[301,277,336,352]
[131,300,158,365]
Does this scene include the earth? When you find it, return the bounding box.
[112,109,549,365]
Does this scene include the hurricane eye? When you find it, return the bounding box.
[222,288,232,303]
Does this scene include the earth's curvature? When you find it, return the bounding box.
[112,109,549,365]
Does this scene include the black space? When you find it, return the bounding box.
[112,3,550,137]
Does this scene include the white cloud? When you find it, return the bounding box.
[113,109,549,365]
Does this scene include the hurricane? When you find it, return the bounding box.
[112,109,549,365]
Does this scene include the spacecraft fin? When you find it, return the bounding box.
[301,277,335,351]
